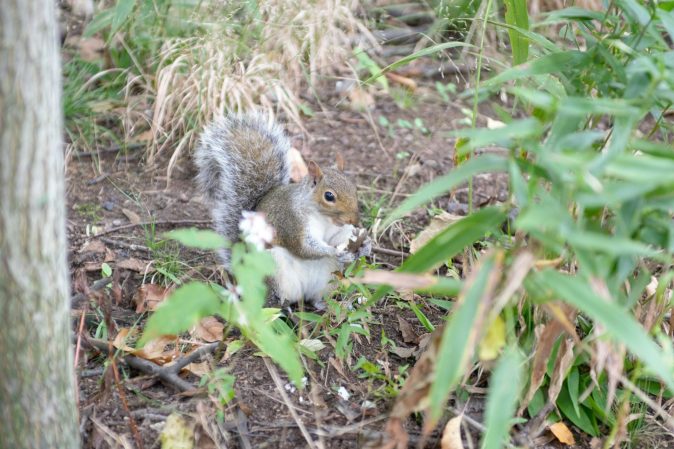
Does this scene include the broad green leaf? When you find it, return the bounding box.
[252,325,303,385]
[165,228,228,250]
[504,0,529,65]
[532,270,674,392]
[384,155,507,227]
[430,256,497,420]
[453,118,544,155]
[401,207,507,273]
[483,51,591,88]
[567,367,581,417]
[140,282,221,345]
[83,8,115,37]
[558,97,640,118]
[364,42,472,85]
[565,230,662,258]
[480,346,524,449]
[557,383,599,436]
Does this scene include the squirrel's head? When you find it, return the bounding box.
[308,155,359,226]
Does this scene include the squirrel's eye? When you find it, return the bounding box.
[324,191,336,202]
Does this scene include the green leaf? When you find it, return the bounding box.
[401,207,507,273]
[567,367,581,417]
[251,325,304,386]
[165,228,228,250]
[564,230,662,258]
[384,155,507,227]
[83,8,115,37]
[409,300,435,332]
[617,0,651,25]
[659,10,674,42]
[504,0,529,65]
[483,51,591,88]
[429,255,497,420]
[453,118,544,155]
[557,383,599,436]
[111,0,136,36]
[480,347,524,449]
[140,282,221,345]
[532,270,674,392]
[543,6,606,22]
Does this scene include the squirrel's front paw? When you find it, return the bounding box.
[356,236,372,258]
[335,247,356,264]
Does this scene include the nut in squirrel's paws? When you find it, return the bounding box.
[335,228,371,262]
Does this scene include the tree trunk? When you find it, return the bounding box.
[0,1,80,448]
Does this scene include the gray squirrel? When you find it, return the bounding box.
[194,113,371,306]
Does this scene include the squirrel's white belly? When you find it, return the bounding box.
[269,247,338,304]
[270,219,354,306]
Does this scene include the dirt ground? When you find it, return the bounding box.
[66,80,532,449]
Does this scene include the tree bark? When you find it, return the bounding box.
[0,1,80,448]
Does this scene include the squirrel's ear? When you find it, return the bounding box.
[307,160,323,185]
[335,153,345,172]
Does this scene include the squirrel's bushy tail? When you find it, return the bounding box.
[194,113,291,265]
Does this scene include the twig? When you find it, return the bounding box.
[94,219,213,237]
[263,358,318,449]
[74,142,145,158]
[235,408,254,449]
[83,337,221,392]
[372,246,409,258]
[100,236,151,253]
[111,358,145,449]
[70,277,111,307]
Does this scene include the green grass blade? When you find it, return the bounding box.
[401,207,507,273]
[480,346,524,449]
[363,42,473,85]
[504,0,530,65]
[429,255,498,420]
[384,154,507,227]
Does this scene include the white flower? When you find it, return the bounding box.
[337,386,351,401]
[239,211,275,250]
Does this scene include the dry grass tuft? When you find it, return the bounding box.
[142,0,374,178]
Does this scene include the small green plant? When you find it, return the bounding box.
[74,203,103,224]
[139,228,304,385]
[200,368,236,420]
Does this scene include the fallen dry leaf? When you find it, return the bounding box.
[397,316,419,344]
[117,258,152,273]
[160,413,195,449]
[410,212,463,254]
[80,239,107,254]
[386,72,417,91]
[549,422,576,445]
[289,147,308,182]
[478,314,506,361]
[440,416,464,449]
[348,86,375,112]
[134,335,176,364]
[121,208,142,225]
[360,270,438,291]
[112,328,176,364]
[548,338,575,404]
[390,346,416,359]
[191,317,224,342]
[133,283,172,313]
[183,361,211,377]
